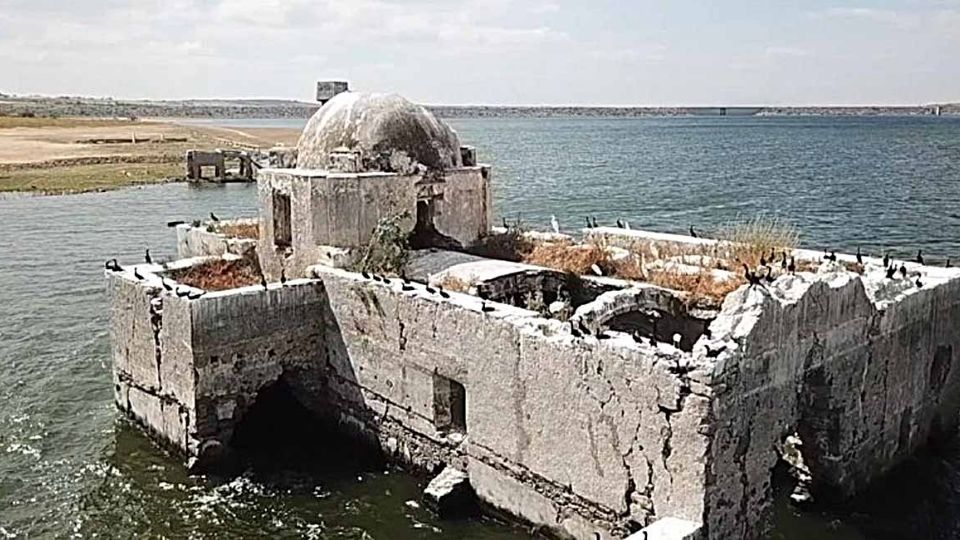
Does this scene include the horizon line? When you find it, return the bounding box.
[2,91,957,109]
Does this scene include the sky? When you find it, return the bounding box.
[0,0,957,106]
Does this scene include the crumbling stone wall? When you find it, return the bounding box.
[110,238,960,539]
[108,267,331,467]
[700,272,960,538]
[315,267,713,537]
[256,167,491,281]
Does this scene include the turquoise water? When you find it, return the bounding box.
[2,116,959,539]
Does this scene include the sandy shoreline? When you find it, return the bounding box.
[0,117,300,195]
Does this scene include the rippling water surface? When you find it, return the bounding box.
[1,116,959,539]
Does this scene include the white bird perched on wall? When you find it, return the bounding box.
[550,215,560,234]
[591,263,603,276]
[623,220,631,230]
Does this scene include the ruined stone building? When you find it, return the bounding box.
[106,90,960,540]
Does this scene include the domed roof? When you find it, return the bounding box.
[297,92,463,173]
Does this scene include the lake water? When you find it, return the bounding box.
[2,116,960,539]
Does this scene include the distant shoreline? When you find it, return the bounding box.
[2,94,957,119]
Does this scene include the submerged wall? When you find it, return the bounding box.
[106,260,712,538]
[700,270,960,538]
[107,237,960,539]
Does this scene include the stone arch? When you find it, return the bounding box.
[570,285,714,350]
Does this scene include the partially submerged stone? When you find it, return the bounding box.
[423,466,474,517]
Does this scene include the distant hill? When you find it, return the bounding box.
[0,95,320,119]
[0,94,956,119]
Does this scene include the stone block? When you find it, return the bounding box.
[423,466,474,517]
[468,458,559,530]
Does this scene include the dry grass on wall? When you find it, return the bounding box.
[715,216,800,269]
[647,269,743,306]
[523,242,610,275]
[213,221,260,239]
[437,275,471,293]
[170,258,261,291]
[470,216,802,307]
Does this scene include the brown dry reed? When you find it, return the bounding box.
[170,258,261,291]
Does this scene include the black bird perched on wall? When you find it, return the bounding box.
[586,217,593,229]
[689,225,698,238]
[401,282,414,292]
[382,276,391,285]
[371,274,381,282]
[947,258,953,268]
[883,252,891,267]
[401,274,411,285]
[616,219,625,229]
[480,301,495,313]
[825,251,838,262]
[175,287,190,298]
[899,264,908,278]
[187,289,205,300]
[161,279,173,292]
[916,249,924,265]
[885,265,896,279]
[787,258,796,274]
[759,253,767,266]
[502,217,509,228]
[260,272,268,290]
[571,321,583,338]
[133,268,144,281]
[631,330,644,344]
[105,259,122,272]
[361,271,371,280]
[856,246,863,265]
[916,276,924,288]
[591,217,598,228]
[166,220,185,228]
[280,268,287,285]
[144,249,153,264]
[781,252,789,269]
[596,329,611,340]
[743,264,762,286]
[426,285,437,294]
[438,286,450,299]
[763,266,776,284]
[209,212,220,222]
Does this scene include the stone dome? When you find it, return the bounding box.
[297,92,463,173]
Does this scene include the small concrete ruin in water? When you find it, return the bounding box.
[106,89,960,540]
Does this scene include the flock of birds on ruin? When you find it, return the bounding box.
[103,214,953,345]
[576,215,944,290]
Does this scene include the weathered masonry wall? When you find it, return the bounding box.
[108,236,960,539]
[107,266,331,467]
[107,262,713,538]
[700,271,960,538]
[314,267,712,537]
[256,166,491,281]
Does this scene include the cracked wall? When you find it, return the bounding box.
[315,266,713,538]
[109,260,714,538]
[256,167,490,281]
[699,270,960,539]
[107,269,330,467]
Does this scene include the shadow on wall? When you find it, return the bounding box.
[229,376,383,475]
[224,284,463,480]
